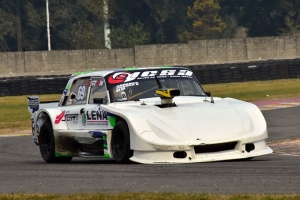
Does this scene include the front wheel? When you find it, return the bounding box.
[39,121,72,163]
[111,121,133,164]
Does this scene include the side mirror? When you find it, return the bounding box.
[205,91,211,97]
[94,98,104,104]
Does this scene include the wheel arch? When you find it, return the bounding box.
[35,109,68,141]
[107,111,153,152]
[110,118,133,163]
[109,115,129,154]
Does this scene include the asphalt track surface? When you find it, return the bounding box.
[0,107,300,194]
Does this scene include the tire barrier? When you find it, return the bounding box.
[0,75,69,97]
[1,58,300,97]
[188,58,300,85]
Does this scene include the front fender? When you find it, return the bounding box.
[103,105,186,151]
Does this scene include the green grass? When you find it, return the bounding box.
[202,79,300,102]
[0,193,299,200]
[1,79,300,134]
[0,94,61,134]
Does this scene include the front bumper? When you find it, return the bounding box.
[130,139,273,164]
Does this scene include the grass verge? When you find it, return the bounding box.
[1,79,300,134]
[0,94,61,134]
[202,79,300,102]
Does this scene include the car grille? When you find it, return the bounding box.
[194,141,237,154]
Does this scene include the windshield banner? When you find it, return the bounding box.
[107,69,193,85]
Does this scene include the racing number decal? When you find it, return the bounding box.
[77,86,86,100]
[121,92,127,100]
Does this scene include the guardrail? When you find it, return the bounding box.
[0,58,299,97]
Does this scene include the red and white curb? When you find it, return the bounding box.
[268,139,300,156]
[252,97,300,111]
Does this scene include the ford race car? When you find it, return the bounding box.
[27,66,273,164]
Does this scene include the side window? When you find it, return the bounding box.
[88,77,108,104]
[66,78,90,106]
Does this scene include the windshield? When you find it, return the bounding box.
[105,68,206,102]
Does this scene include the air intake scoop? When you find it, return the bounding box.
[156,88,180,106]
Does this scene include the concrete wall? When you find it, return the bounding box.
[1,35,300,77]
[0,48,134,77]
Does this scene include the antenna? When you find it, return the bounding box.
[155,75,162,89]
[211,96,214,104]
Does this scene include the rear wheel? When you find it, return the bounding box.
[39,121,72,163]
[111,121,133,164]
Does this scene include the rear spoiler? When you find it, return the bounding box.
[27,96,40,114]
[27,96,59,115]
[27,96,59,145]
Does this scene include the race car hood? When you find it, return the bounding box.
[106,96,267,149]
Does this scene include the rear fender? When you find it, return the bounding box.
[35,109,68,141]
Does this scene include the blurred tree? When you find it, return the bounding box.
[219,0,284,37]
[278,0,300,35]
[15,0,21,51]
[0,7,15,51]
[46,0,106,50]
[109,0,194,47]
[22,0,46,51]
[0,0,109,51]
[109,21,150,48]
[2,0,300,52]
[0,0,19,51]
[178,0,226,42]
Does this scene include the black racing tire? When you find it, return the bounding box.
[111,121,133,164]
[39,121,72,163]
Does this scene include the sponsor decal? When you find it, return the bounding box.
[108,69,193,84]
[87,110,107,120]
[103,135,108,150]
[116,82,139,92]
[28,97,39,113]
[65,114,79,123]
[55,111,65,124]
[107,112,116,127]
[108,72,133,84]
[88,131,108,150]
[28,97,39,108]
[58,89,68,107]
[86,79,104,87]
[88,131,105,138]
[82,112,87,126]
[82,110,108,126]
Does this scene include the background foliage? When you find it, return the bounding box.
[0,0,300,51]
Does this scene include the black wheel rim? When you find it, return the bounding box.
[113,129,125,158]
[41,129,52,158]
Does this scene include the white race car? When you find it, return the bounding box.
[27,66,272,164]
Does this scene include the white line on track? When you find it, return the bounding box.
[0,134,31,137]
